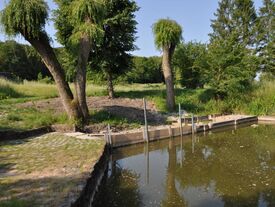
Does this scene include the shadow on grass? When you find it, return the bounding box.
[0,175,84,207]
[116,89,166,99]
[103,106,166,125]
[0,161,16,176]
[0,84,24,100]
[89,106,166,127]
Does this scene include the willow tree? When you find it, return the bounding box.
[153,19,182,111]
[54,0,106,119]
[0,0,83,124]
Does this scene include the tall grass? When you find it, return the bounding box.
[173,80,275,116]
[240,80,275,115]
[0,78,58,101]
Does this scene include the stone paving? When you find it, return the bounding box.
[0,132,105,206]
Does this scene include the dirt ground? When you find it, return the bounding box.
[19,97,167,132]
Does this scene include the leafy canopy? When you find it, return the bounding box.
[153,19,182,50]
[54,0,106,46]
[0,0,48,38]
[90,0,138,76]
[173,42,209,89]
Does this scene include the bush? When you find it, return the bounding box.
[37,72,53,84]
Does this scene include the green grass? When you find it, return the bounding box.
[0,78,58,101]
[0,78,274,131]
[0,107,68,131]
[0,133,105,206]
[90,110,142,129]
[0,199,33,207]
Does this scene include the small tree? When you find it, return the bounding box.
[208,0,258,99]
[89,0,138,99]
[153,19,182,111]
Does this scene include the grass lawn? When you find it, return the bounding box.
[0,133,105,207]
[0,78,274,132]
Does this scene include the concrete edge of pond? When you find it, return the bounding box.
[109,116,259,148]
[258,116,275,123]
[71,145,110,207]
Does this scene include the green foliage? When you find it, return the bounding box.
[54,0,105,47]
[71,0,105,24]
[256,0,275,74]
[0,199,33,207]
[125,56,162,84]
[89,0,139,90]
[37,73,53,84]
[0,0,48,38]
[210,0,257,47]
[240,80,275,115]
[208,0,259,98]
[0,41,50,80]
[207,36,258,98]
[173,42,209,89]
[90,110,141,128]
[153,19,182,50]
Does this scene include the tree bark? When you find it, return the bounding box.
[25,33,83,123]
[162,46,176,111]
[74,35,90,120]
[106,71,115,99]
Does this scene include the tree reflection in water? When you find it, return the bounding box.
[93,159,142,207]
[162,138,187,207]
[94,125,275,207]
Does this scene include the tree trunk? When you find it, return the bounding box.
[25,33,83,123]
[74,35,90,120]
[162,46,176,111]
[107,71,115,99]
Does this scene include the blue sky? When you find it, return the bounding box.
[0,0,263,57]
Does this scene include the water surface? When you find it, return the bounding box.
[94,124,275,207]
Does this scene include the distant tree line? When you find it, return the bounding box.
[0,40,163,84]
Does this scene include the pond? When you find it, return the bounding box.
[94,124,275,207]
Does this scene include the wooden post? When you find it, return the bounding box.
[192,134,195,153]
[143,98,149,142]
[104,132,109,145]
[183,112,186,126]
[192,114,195,134]
[179,104,183,137]
[108,124,112,146]
[145,143,150,185]
[168,126,172,138]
